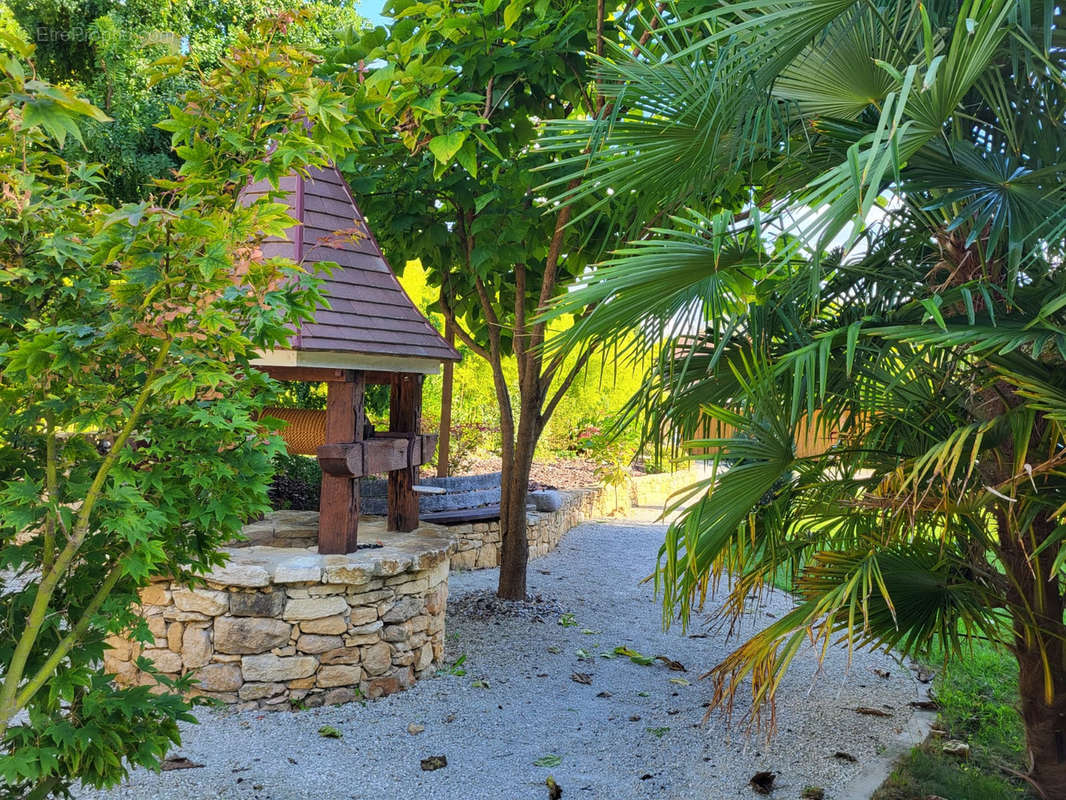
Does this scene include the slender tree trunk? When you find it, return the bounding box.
[1001,514,1066,797]
[497,393,540,600]
[437,321,455,477]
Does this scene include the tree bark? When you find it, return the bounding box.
[1001,514,1066,797]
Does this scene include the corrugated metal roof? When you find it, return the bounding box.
[242,166,460,365]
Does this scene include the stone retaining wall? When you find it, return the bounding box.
[104,523,452,710]
[448,467,703,571]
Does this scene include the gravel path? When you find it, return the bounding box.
[81,515,921,800]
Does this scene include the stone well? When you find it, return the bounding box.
[105,516,451,710]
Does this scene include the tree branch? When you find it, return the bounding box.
[541,344,597,426]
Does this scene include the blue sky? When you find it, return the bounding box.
[355,0,389,27]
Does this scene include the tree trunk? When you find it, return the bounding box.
[1001,517,1066,796]
[497,388,541,599]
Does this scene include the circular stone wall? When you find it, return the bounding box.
[104,519,451,710]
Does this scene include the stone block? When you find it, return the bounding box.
[239,682,285,701]
[416,642,434,671]
[346,606,379,627]
[365,676,402,699]
[205,563,270,588]
[287,676,316,689]
[140,647,183,674]
[272,645,296,657]
[346,589,393,606]
[166,622,184,653]
[229,590,285,617]
[283,596,348,621]
[321,560,373,585]
[182,626,212,668]
[105,635,133,662]
[344,633,381,647]
[139,584,171,606]
[273,557,321,584]
[146,615,167,639]
[383,625,409,643]
[381,596,423,624]
[297,634,343,654]
[195,663,242,692]
[323,687,357,705]
[172,588,229,616]
[348,620,382,636]
[320,647,361,666]
[362,642,391,676]
[317,665,363,687]
[299,615,347,635]
[424,587,445,616]
[215,616,291,654]
[163,608,210,622]
[241,654,317,682]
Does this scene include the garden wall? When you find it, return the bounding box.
[104,522,451,710]
[448,467,704,571]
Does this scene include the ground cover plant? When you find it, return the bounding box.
[552,1,1066,796]
[0,16,358,796]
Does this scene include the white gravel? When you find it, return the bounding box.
[79,514,921,800]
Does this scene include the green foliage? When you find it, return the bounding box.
[553,1,1066,791]
[874,746,1028,800]
[2,0,365,202]
[268,452,322,511]
[0,17,359,795]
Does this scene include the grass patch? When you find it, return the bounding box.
[873,640,1032,800]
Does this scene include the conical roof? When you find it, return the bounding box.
[243,165,459,372]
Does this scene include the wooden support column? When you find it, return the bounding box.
[387,373,422,532]
[317,370,365,554]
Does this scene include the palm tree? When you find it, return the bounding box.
[548,1,1066,795]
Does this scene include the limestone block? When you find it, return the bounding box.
[392,650,415,666]
[146,615,167,639]
[272,645,296,657]
[140,647,183,674]
[348,620,382,635]
[296,634,343,654]
[105,635,133,662]
[212,653,242,663]
[319,647,361,665]
[386,574,428,592]
[214,616,291,654]
[475,544,498,569]
[163,608,210,622]
[321,563,372,585]
[424,587,445,616]
[383,625,409,643]
[283,596,348,621]
[238,682,285,701]
[381,596,423,624]
[241,654,317,682]
[205,563,271,588]
[182,626,212,668]
[299,615,347,635]
[105,656,138,684]
[229,590,285,618]
[323,687,356,705]
[195,663,242,692]
[166,622,184,653]
[346,589,392,606]
[347,606,378,628]
[362,642,392,676]
[317,665,363,687]
[172,588,229,616]
[308,585,348,596]
[139,584,171,606]
[344,633,381,647]
[416,642,434,671]
[287,676,316,689]
[366,675,402,698]
[273,557,321,584]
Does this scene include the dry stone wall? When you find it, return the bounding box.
[104,524,450,710]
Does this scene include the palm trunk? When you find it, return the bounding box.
[1001,515,1066,797]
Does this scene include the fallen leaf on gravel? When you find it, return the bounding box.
[833,751,858,762]
[471,678,490,688]
[655,656,687,671]
[546,775,562,799]
[613,646,655,666]
[318,726,343,739]
[872,668,891,679]
[855,706,893,717]
[749,771,775,794]
[687,633,708,639]
[669,677,690,686]
[534,755,562,767]
[161,757,203,771]
[628,715,641,722]
[421,755,448,771]
[571,672,592,685]
[444,713,456,723]
[646,727,669,738]
[596,691,612,698]
[287,757,297,765]
[909,700,939,711]
[547,646,562,654]
[801,787,825,800]
[407,723,425,735]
